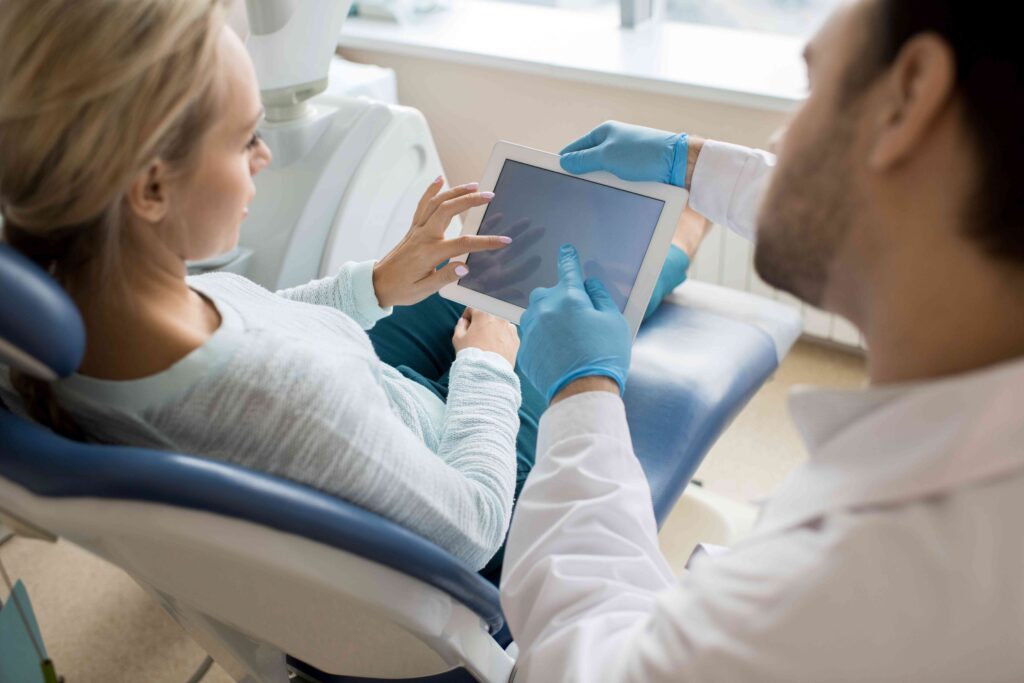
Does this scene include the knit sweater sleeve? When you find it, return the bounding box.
[438,347,521,482]
[274,260,392,330]
[163,338,518,570]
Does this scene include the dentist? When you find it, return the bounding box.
[501,0,1024,680]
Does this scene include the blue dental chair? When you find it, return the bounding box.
[0,243,799,682]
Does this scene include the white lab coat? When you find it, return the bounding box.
[500,140,1024,682]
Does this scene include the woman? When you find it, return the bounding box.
[0,0,703,576]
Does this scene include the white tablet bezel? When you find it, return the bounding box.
[440,141,689,338]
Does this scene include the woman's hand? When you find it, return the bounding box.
[372,178,512,308]
[452,308,520,368]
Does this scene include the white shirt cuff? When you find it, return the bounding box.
[688,139,776,243]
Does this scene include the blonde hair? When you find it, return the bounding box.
[0,0,228,438]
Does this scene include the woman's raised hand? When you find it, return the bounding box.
[371,177,511,308]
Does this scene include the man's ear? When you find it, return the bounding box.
[867,33,957,171]
[125,160,171,223]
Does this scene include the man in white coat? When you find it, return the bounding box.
[504,0,1024,680]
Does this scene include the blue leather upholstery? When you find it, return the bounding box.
[627,302,778,526]
[0,407,508,635]
[0,244,787,683]
[0,244,84,379]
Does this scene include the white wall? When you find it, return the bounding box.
[339,48,789,185]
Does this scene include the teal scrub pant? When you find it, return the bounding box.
[365,245,690,581]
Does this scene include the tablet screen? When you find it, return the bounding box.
[459,160,666,312]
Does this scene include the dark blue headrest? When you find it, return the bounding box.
[0,243,84,380]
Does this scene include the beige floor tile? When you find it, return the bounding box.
[0,537,232,683]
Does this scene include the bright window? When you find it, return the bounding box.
[664,0,839,36]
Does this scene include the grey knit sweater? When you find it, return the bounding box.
[0,261,521,569]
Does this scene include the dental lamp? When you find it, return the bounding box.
[210,0,456,290]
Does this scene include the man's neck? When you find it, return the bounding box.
[855,245,1024,386]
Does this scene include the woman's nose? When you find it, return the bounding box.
[251,140,272,175]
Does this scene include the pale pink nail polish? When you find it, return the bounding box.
[481,191,495,199]
[498,236,513,244]
[434,175,443,183]
[455,265,469,277]
[466,182,479,190]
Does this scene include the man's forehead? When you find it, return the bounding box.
[805,0,875,64]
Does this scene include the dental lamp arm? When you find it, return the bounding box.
[244,0,352,121]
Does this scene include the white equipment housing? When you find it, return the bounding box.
[239,92,457,290]
[202,0,459,291]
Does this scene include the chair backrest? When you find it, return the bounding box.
[0,243,511,682]
[0,244,84,381]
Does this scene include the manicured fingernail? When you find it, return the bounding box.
[455,265,469,277]
[434,175,443,184]
[465,182,479,190]
[497,236,513,244]
[481,191,495,199]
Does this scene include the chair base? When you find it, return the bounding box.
[288,657,482,683]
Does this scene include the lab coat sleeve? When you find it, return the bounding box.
[500,392,952,682]
[500,391,677,679]
[686,140,776,243]
[274,259,393,330]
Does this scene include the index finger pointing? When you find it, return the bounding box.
[557,244,584,289]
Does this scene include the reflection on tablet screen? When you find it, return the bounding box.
[460,160,666,312]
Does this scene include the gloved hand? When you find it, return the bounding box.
[519,244,633,403]
[560,120,688,187]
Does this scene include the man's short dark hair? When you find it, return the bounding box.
[851,0,1024,264]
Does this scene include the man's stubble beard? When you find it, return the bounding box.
[753,112,861,310]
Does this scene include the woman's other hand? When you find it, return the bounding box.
[372,177,511,308]
[452,308,520,368]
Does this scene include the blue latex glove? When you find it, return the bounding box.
[560,120,689,187]
[519,244,633,403]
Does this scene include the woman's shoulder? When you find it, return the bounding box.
[188,273,375,348]
[187,271,275,304]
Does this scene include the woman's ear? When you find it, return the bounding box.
[125,160,171,223]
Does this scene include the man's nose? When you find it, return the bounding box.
[768,126,786,155]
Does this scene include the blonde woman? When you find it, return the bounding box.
[0,0,702,576]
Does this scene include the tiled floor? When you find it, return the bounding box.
[0,340,866,683]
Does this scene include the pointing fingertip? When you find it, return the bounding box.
[434,175,443,184]
[480,191,495,200]
[455,265,469,277]
[497,236,513,244]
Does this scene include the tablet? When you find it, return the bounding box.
[440,141,689,337]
